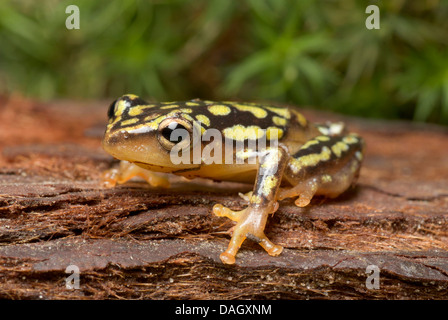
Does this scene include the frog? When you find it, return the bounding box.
[102,94,364,264]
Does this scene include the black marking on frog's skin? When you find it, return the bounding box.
[290,134,364,178]
[108,96,301,143]
[293,135,362,159]
[246,233,262,243]
[124,95,151,108]
[107,99,118,119]
[201,106,282,133]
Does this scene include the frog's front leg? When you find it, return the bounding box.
[213,147,288,264]
[102,160,170,188]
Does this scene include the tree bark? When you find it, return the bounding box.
[0,95,447,299]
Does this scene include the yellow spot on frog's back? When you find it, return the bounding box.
[128,107,143,116]
[233,104,268,119]
[316,136,330,142]
[125,94,139,100]
[178,113,194,122]
[106,122,115,131]
[142,104,157,109]
[186,101,200,106]
[195,114,210,126]
[144,114,161,122]
[266,127,283,140]
[343,135,359,144]
[164,107,193,113]
[265,106,290,119]
[293,111,307,127]
[301,139,319,150]
[272,116,287,126]
[208,105,231,116]
[223,125,264,141]
[110,115,121,125]
[121,118,139,126]
[160,104,180,109]
[331,141,349,157]
[115,100,127,117]
[291,146,332,173]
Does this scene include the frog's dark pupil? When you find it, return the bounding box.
[161,122,188,143]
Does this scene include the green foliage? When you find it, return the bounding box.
[0,0,447,124]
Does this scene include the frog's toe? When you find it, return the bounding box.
[220,252,236,265]
[238,191,253,202]
[270,244,283,256]
[101,168,120,188]
[219,226,283,264]
[294,196,312,207]
[145,173,170,188]
[259,237,283,257]
[278,180,318,207]
[219,227,246,264]
[213,204,244,222]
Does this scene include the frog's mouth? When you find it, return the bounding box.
[132,161,201,174]
[171,166,202,174]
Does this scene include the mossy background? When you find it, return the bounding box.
[0,0,447,124]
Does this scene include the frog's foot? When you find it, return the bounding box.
[213,204,283,264]
[278,179,318,207]
[102,168,121,188]
[102,161,170,188]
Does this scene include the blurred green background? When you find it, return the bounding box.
[0,0,447,124]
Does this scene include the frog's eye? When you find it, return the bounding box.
[107,99,118,119]
[157,118,193,151]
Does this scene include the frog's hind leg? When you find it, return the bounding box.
[279,133,364,207]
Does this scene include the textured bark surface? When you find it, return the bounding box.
[0,95,447,299]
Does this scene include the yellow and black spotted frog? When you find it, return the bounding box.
[102,94,364,264]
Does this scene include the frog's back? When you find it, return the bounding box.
[109,96,318,149]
